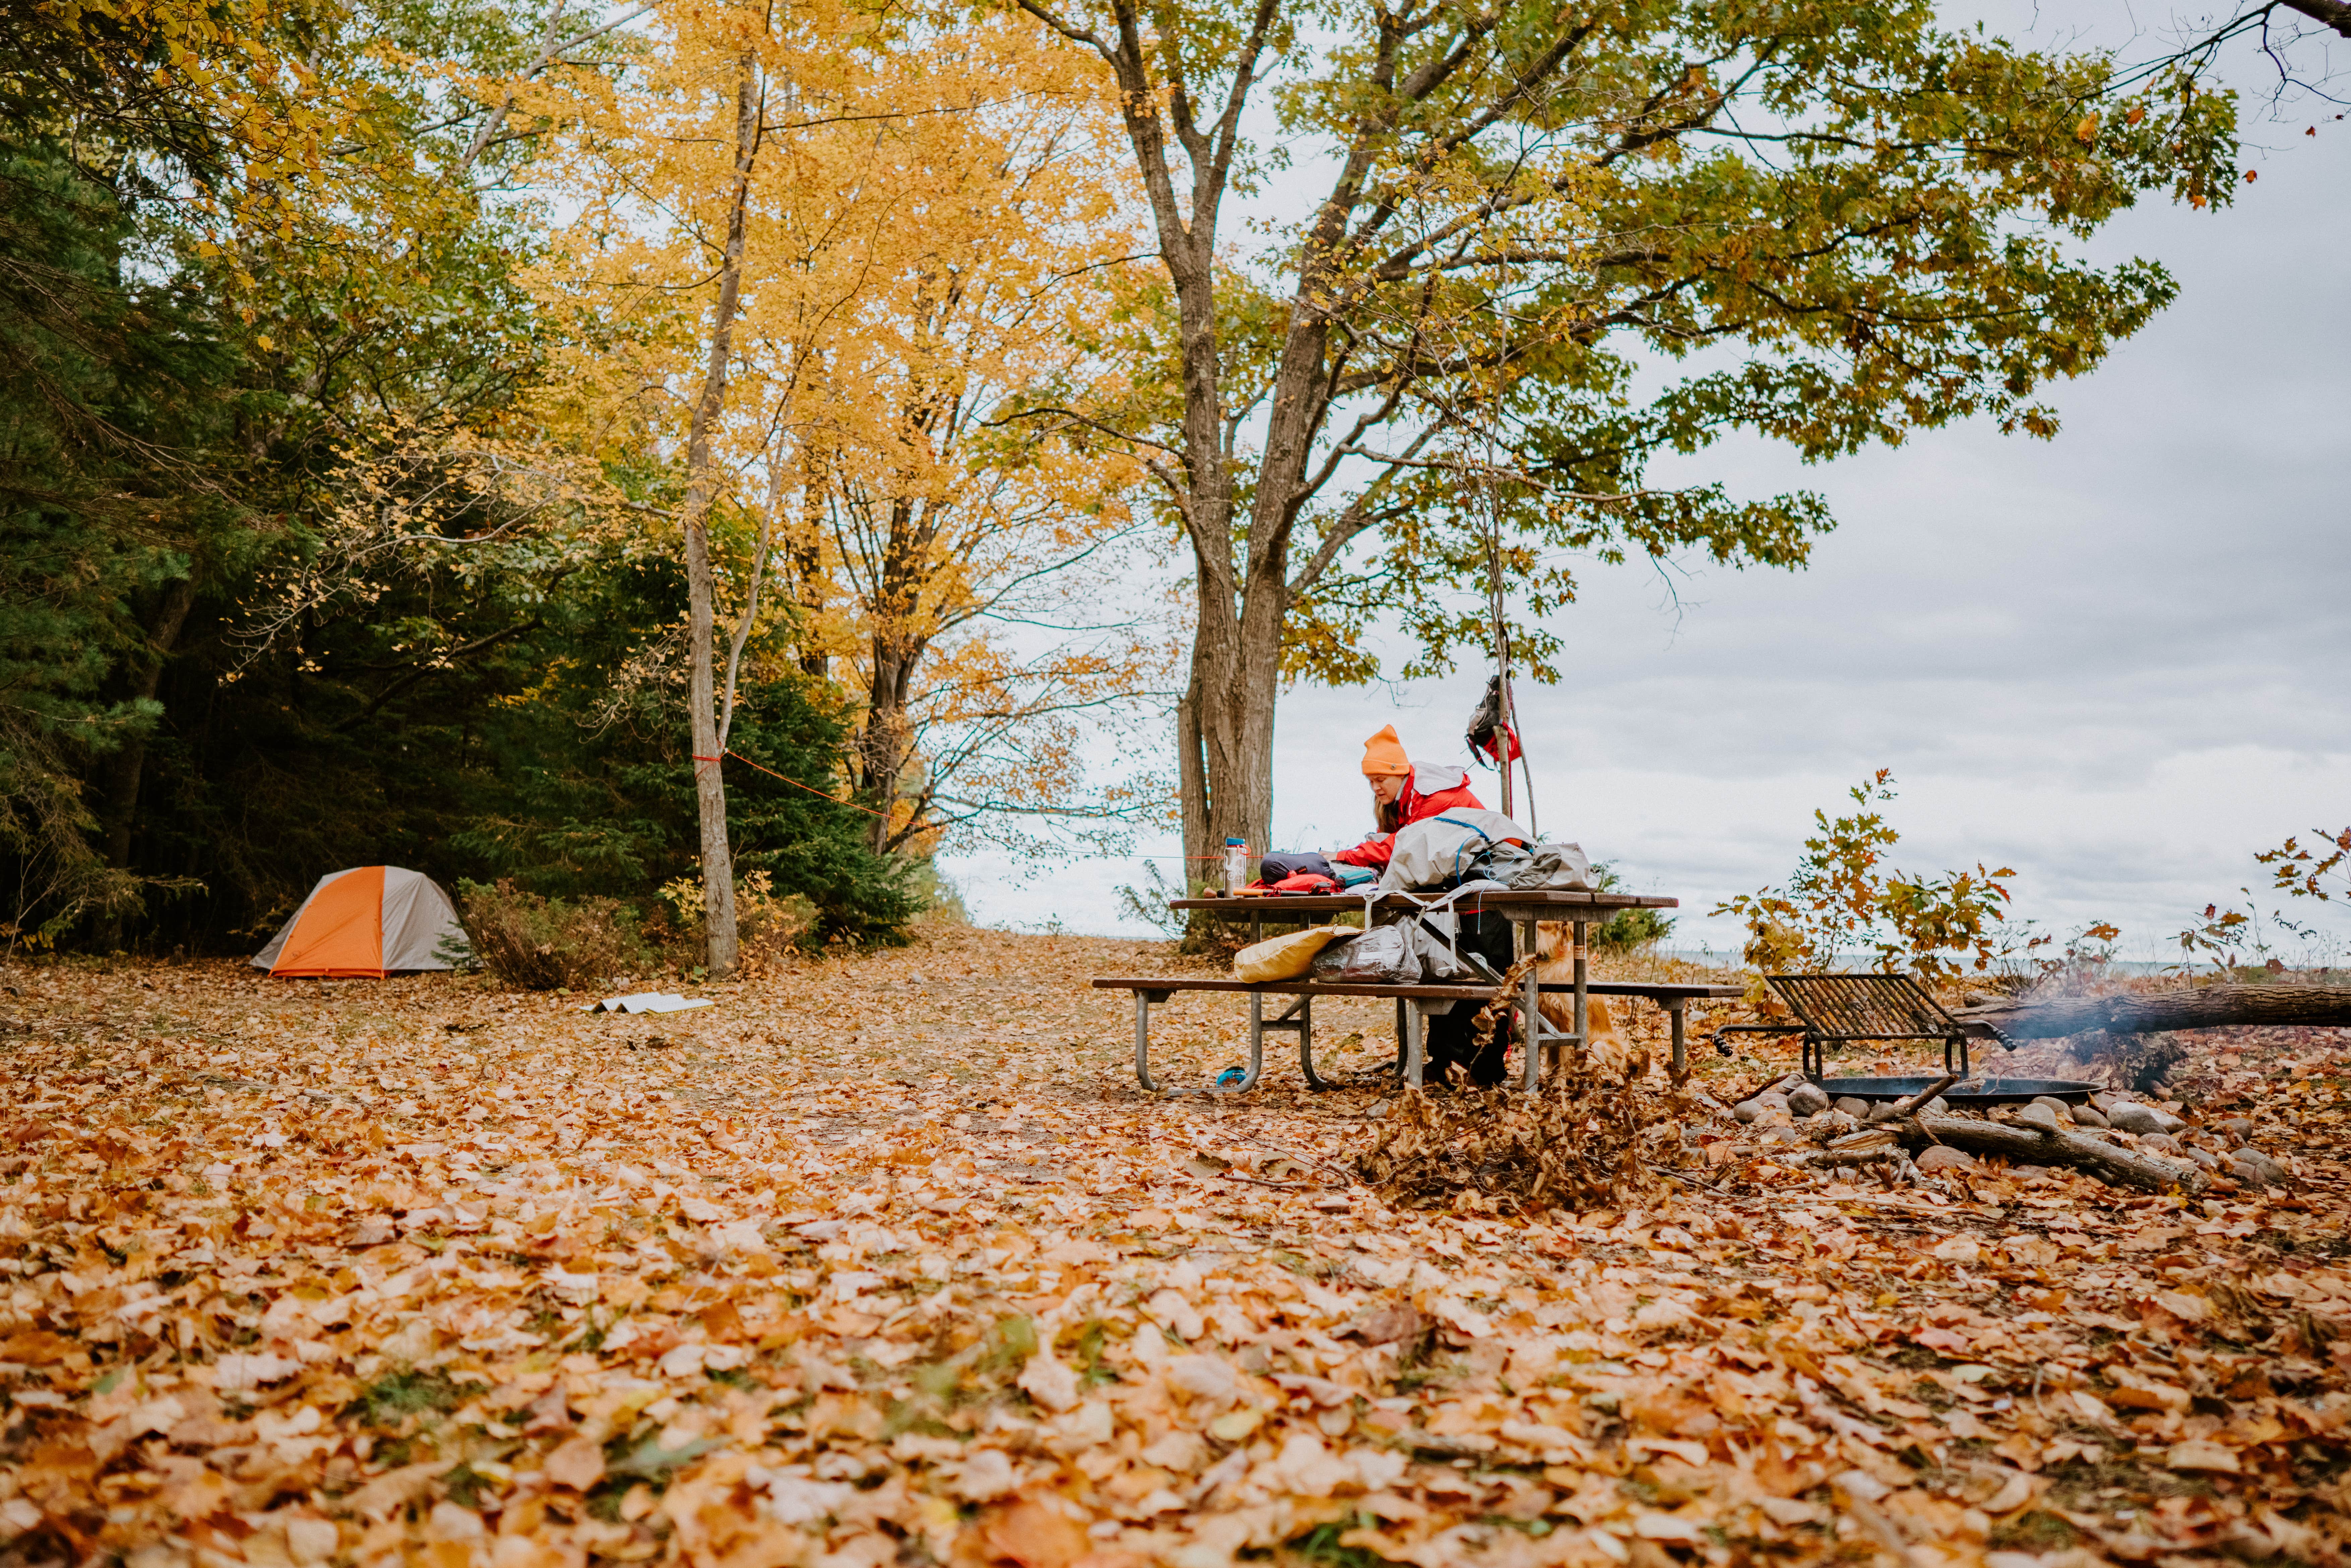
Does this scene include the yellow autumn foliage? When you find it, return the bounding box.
[519,1,1159,855]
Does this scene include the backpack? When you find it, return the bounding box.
[1376,809,1532,891]
[1480,840,1595,891]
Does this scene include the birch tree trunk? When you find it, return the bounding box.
[677,47,761,977]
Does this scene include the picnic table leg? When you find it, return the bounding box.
[1519,914,1542,1091]
[1133,992,1158,1092]
[1668,998,1687,1079]
[1296,997,1332,1090]
[1222,993,1266,1092]
[1404,1003,1424,1090]
[1394,996,1408,1083]
[1573,920,1589,1068]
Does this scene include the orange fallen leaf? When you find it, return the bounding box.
[2166,1439,2242,1474]
[979,1497,1093,1568]
[6,932,2347,1568]
[542,1435,606,1491]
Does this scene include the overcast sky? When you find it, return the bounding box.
[947,3,2351,963]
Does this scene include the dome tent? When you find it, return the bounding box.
[251,866,471,978]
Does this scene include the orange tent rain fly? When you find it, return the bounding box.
[250,867,471,978]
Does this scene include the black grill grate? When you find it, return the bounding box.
[1757,971,1995,1080]
[1767,972,1962,1042]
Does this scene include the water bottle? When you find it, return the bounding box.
[1224,837,1249,894]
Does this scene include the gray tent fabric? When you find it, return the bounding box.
[249,866,471,974]
[382,870,470,970]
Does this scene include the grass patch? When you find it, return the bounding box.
[897,1314,1046,1415]
[585,1479,638,1523]
[1907,1378,1954,1410]
[444,1462,493,1508]
[1278,1515,1407,1567]
[909,1356,965,1406]
[1061,1318,1117,1388]
[1990,1511,2080,1551]
[350,1368,462,1427]
[881,1398,962,1441]
[2041,1454,2214,1510]
[983,1314,1037,1371]
[605,1428,720,1483]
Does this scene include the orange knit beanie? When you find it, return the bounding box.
[1361,724,1411,778]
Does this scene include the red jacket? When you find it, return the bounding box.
[1331,765,1485,870]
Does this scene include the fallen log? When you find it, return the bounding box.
[1952,983,2351,1041]
[1890,1114,2209,1194]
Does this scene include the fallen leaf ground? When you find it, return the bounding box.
[3,928,2347,1568]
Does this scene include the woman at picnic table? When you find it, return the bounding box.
[1328,724,1482,872]
[1332,725,1517,1087]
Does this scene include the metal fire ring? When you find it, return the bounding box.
[1814,1075,2097,1106]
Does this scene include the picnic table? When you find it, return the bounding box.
[1093,889,1743,1094]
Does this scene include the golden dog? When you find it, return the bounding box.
[1532,921,1629,1069]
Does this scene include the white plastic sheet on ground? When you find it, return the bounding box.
[587,992,715,1014]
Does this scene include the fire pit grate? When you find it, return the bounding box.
[1713,971,2017,1081]
[1816,1075,2097,1106]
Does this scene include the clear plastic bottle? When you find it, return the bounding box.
[1224,837,1250,894]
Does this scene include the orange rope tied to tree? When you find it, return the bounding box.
[707,749,896,822]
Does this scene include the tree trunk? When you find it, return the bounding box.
[854,488,928,854]
[1184,571,1282,863]
[677,47,761,977]
[1050,0,1347,868]
[1183,267,1346,861]
[789,441,829,679]
[858,657,914,855]
[1172,120,1357,868]
[1954,984,2351,1040]
[2284,0,2351,42]
[1175,664,1207,890]
[101,573,200,873]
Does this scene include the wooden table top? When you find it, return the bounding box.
[1090,976,1742,1000]
[1168,889,1676,915]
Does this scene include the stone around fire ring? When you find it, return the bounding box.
[2106,1103,2179,1135]
[2230,1150,2291,1189]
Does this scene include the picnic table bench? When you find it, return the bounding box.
[1092,889,1742,1093]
